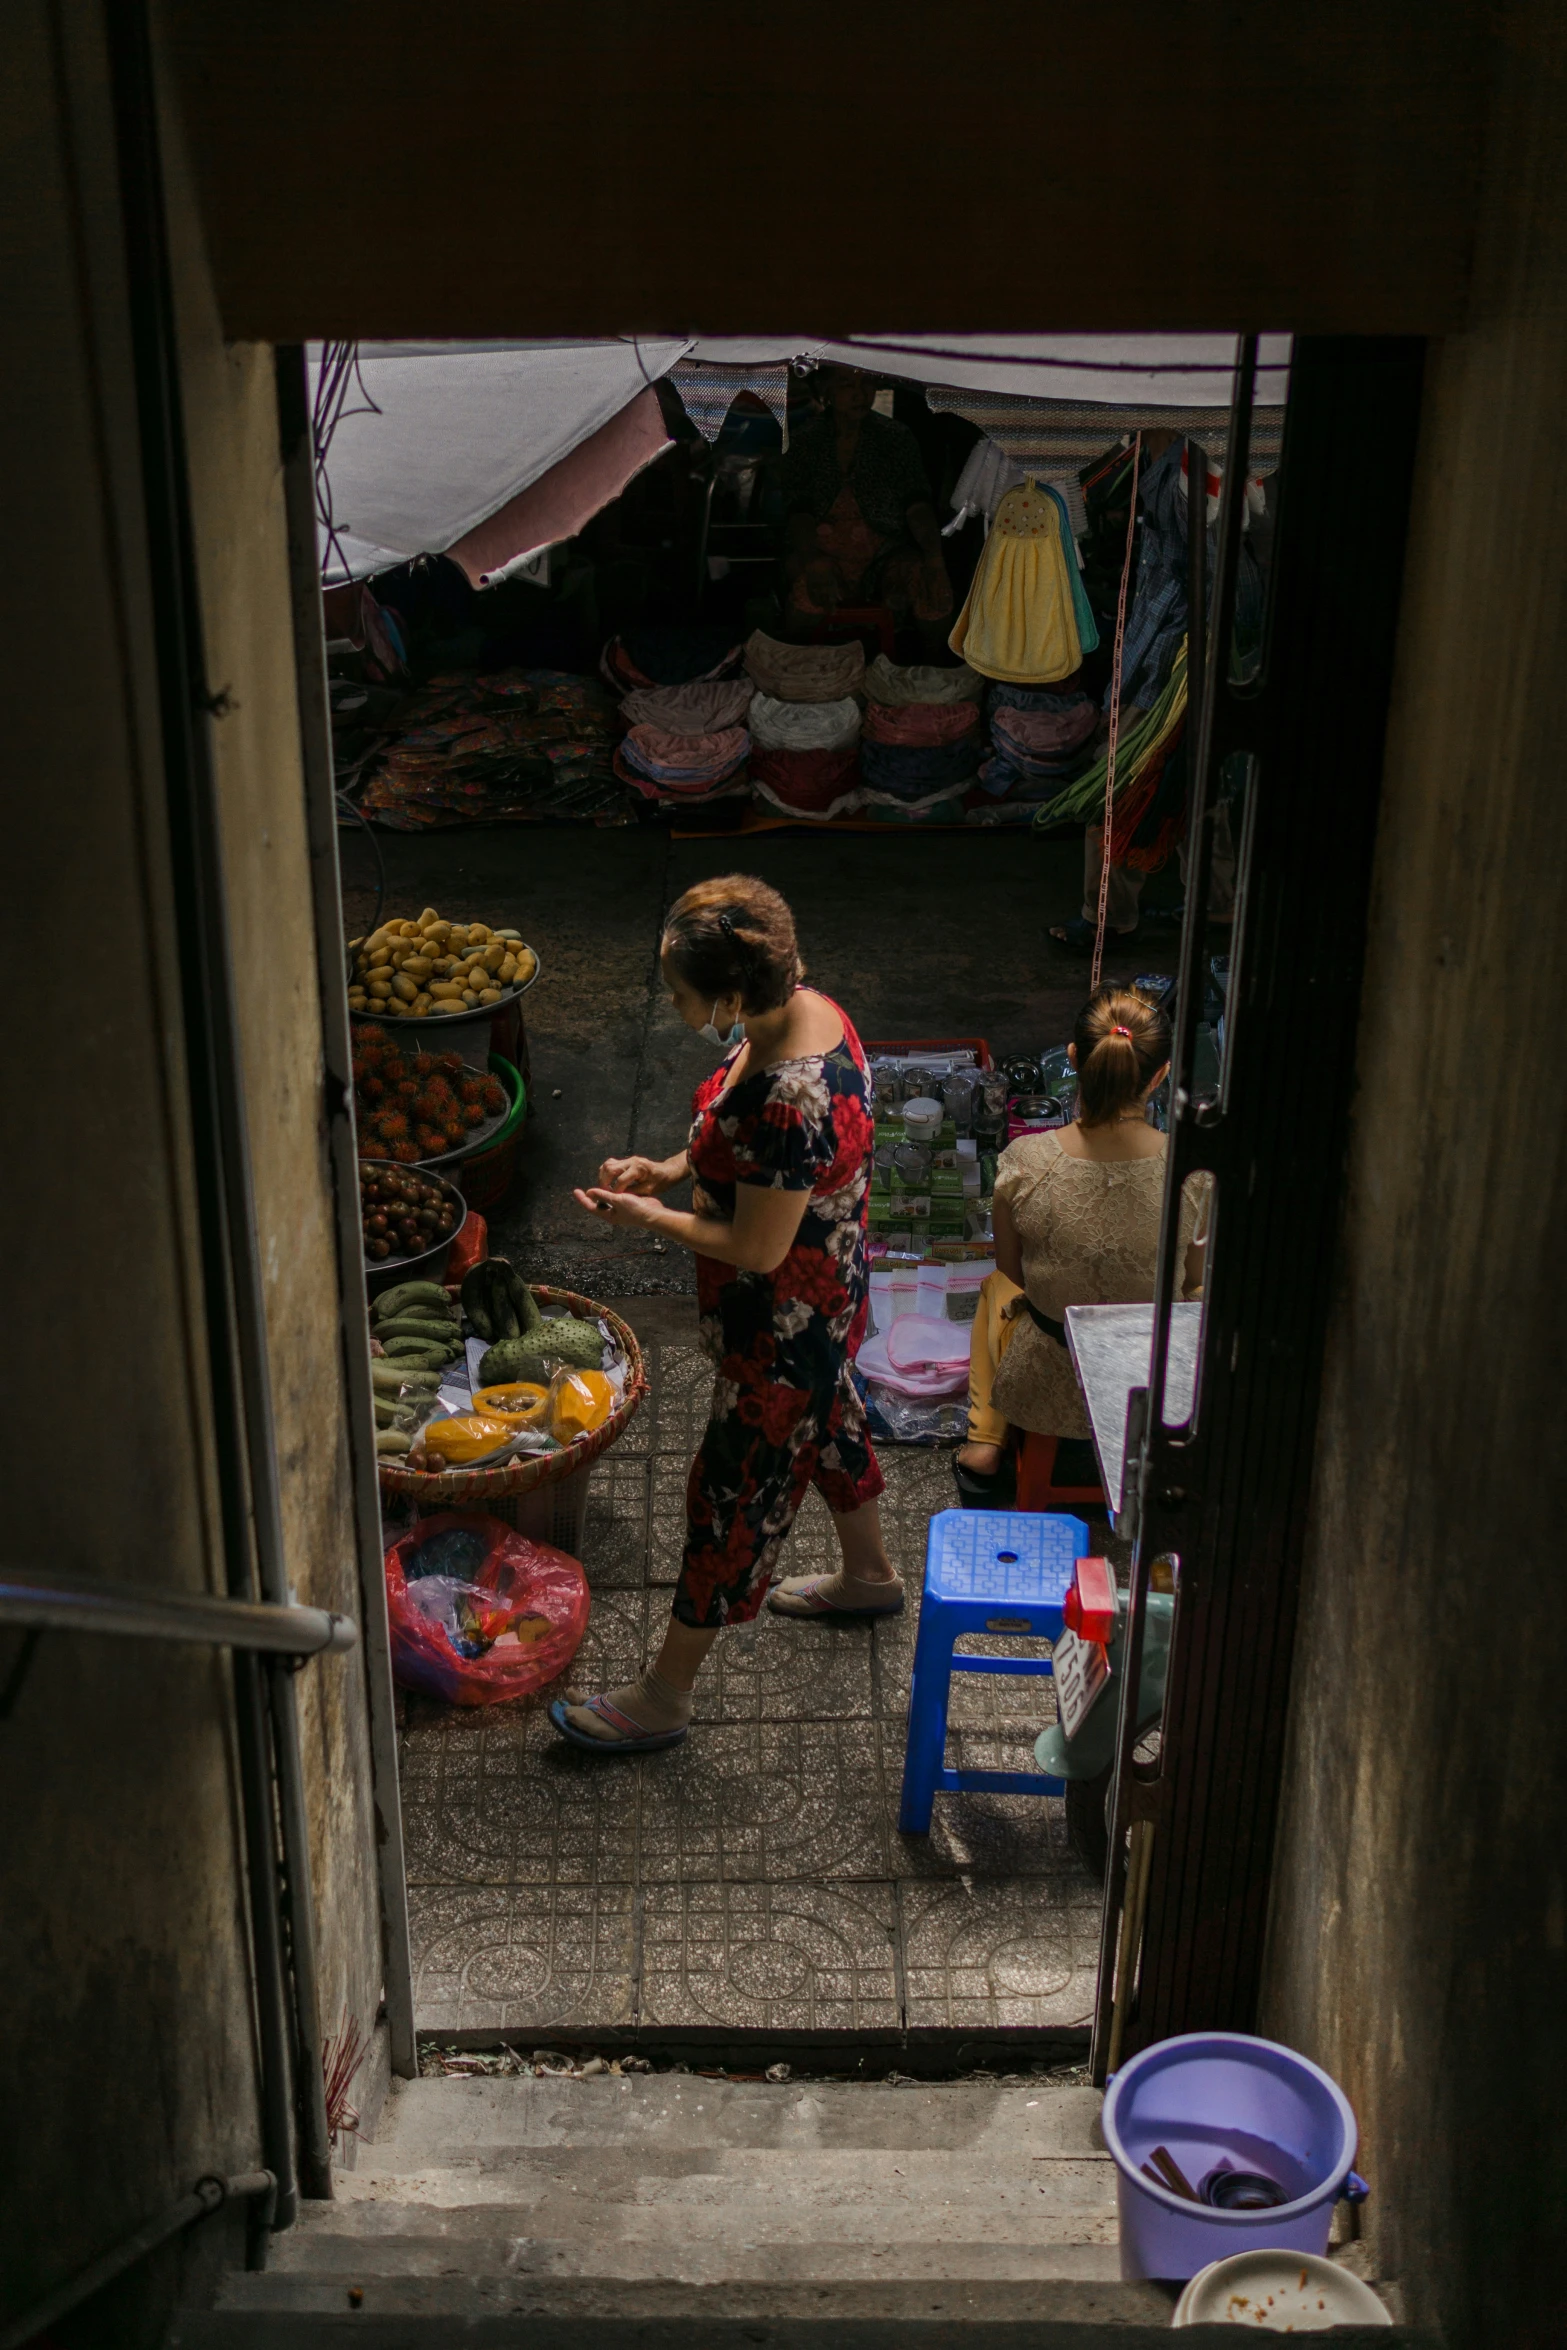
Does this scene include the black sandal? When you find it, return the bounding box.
[1048,916,1139,954]
[951,1450,1018,1510]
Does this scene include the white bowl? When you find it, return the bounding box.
[1172,2249,1391,2328]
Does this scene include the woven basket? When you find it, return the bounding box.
[377,1287,647,1514]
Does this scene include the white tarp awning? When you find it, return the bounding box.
[313,334,1291,586]
[311,338,692,582]
[690,334,1292,406]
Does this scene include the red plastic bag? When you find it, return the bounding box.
[385,1510,588,1705]
[445,1211,489,1286]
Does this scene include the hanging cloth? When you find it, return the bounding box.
[1044,485,1100,658]
[947,482,1082,684]
[671,360,791,449]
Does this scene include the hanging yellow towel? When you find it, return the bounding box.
[948,482,1082,683]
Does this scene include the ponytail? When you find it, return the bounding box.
[1073,986,1170,1127]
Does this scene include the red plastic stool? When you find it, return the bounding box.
[1016,1432,1106,1513]
[807,604,897,658]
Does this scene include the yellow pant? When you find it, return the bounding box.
[966,1269,1023,1445]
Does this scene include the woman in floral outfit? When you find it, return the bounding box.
[551,875,901,1753]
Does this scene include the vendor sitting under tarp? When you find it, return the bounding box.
[780,367,954,653]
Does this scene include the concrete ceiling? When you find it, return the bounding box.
[163,0,1492,341]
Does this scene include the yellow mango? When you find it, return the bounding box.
[478,988,501,1005]
[391,973,418,1003]
[420,1414,515,1467]
[551,1369,614,1442]
[468,922,491,943]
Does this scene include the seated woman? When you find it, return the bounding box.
[955,987,1208,1510]
[779,367,954,652]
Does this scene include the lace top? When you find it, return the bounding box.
[990,1128,1209,1437]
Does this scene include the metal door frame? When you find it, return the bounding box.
[1094,336,1428,2069]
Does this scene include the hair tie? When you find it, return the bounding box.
[717,911,735,938]
[1112,1023,1132,1039]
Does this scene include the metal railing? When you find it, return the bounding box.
[0,2171,276,2350]
[0,1572,358,1659]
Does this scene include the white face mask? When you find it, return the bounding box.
[699,1003,744,1049]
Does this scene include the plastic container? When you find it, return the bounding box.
[1101,2032,1364,2282]
[901,1096,944,1143]
[865,1034,994,1070]
[1171,2248,1390,2328]
[454,1056,528,1212]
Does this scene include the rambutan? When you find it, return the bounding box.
[417,1128,447,1157]
[391,1141,420,1164]
[462,1102,485,1128]
[378,1111,410,1142]
[361,1075,385,1101]
[481,1080,505,1115]
[382,1056,408,1082]
[458,1077,486,1105]
[396,1079,421,1101]
[361,1142,390,1160]
[435,1053,463,1078]
[413,1052,436,1076]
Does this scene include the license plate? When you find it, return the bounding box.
[1053,1628,1110,1741]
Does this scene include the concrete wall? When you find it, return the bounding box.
[162,83,386,2137]
[0,4,381,2331]
[1262,8,1567,2346]
[161,0,1487,338]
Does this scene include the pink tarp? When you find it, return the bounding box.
[446,389,673,585]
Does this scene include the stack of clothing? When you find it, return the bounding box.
[743,632,865,820]
[858,658,985,821]
[976,677,1100,808]
[613,677,753,808]
[356,668,620,829]
[601,627,745,695]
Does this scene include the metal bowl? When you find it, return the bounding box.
[359,1162,469,1297]
[348,947,540,1031]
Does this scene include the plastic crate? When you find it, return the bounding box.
[863,1034,993,1070]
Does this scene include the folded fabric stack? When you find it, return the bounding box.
[976,678,1100,806]
[857,658,984,821]
[744,634,866,820]
[857,1315,970,1401]
[614,724,750,804]
[612,676,754,807]
[744,630,866,703]
[601,626,745,694]
[356,668,621,829]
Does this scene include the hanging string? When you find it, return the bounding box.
[1090,431,1143,995]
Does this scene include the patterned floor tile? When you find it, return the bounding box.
[638,1716,891,1882]
[648,1342,715,1457]
[578,1450,650,1589]
[691,1609,877,1725]
[410,1880,637,2033]
[897,1876,1102,2030]
[401,1703,639,1887]
[638,1879,901,2031]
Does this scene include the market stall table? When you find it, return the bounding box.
[1064,1301,1201,1522]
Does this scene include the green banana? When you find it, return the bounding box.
[372,1281,453,1320]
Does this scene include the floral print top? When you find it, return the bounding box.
[687,998,876,1364]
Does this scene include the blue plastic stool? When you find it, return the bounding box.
[898,1508,1089,1834]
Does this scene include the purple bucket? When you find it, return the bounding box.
[1101,2032,1365,2281]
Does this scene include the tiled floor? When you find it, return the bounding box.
[400,1341,1104,2041]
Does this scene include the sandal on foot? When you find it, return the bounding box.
[767,1572,905,1622]
[548,1694,688,1754]
[952,1451,1017,1510]
[1049,916,1139,953]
